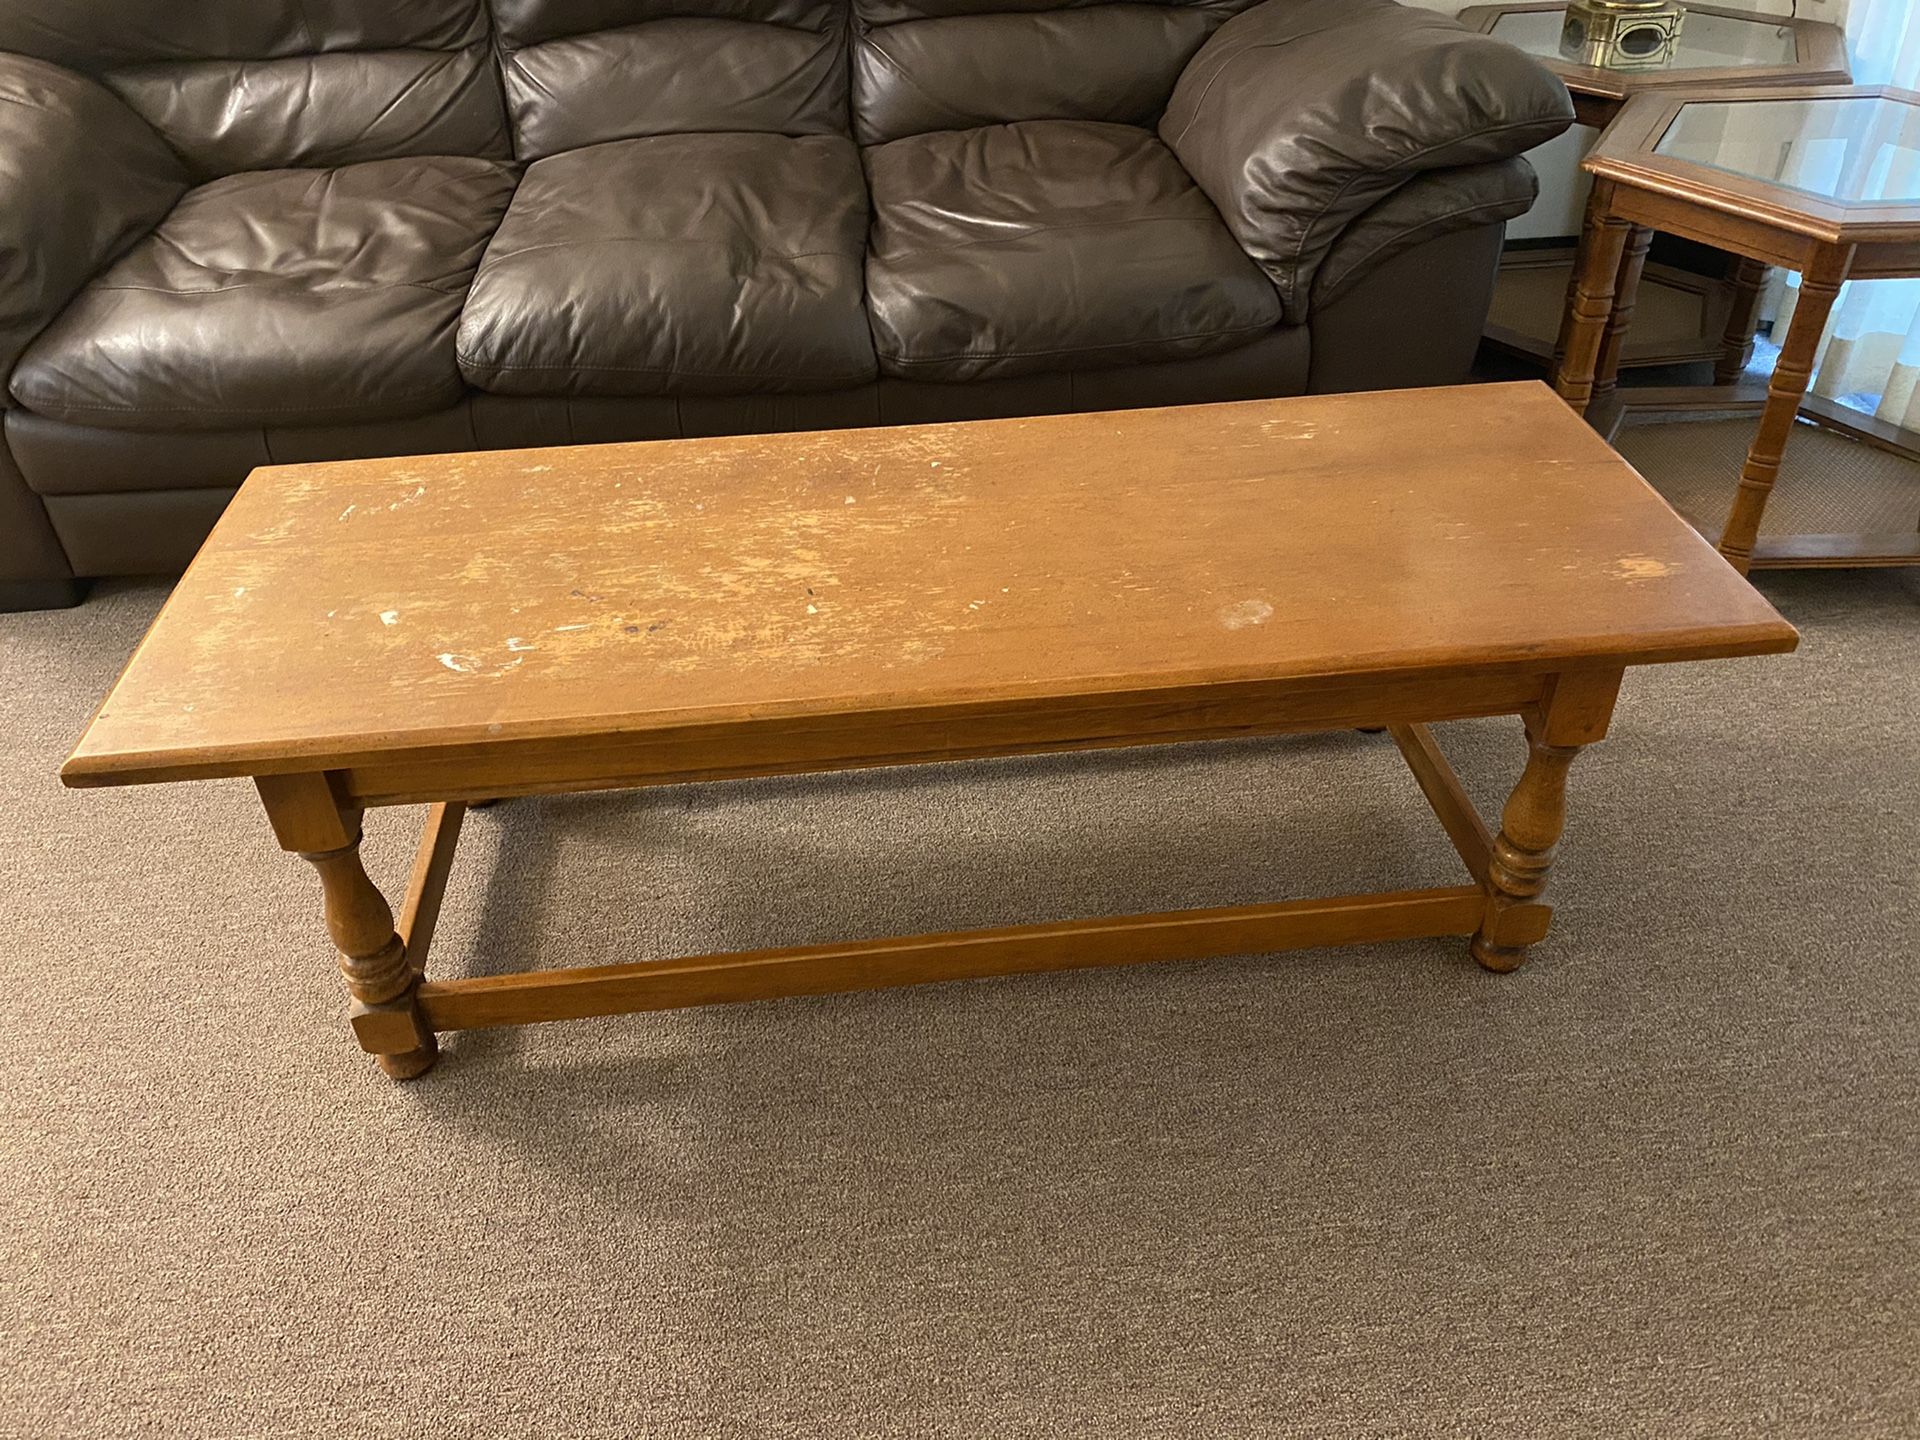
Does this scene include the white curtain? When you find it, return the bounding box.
[1847,0,1920,85]
[1769,0,1920,429]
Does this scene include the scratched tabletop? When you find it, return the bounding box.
[63,382,1794,786]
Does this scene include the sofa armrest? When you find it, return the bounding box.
[1312,156,1537,311]
[1160,0,1572,324]
[0,53,188,381]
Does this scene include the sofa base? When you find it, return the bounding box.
[43,489,236,577]
[0,576,89,613]
[1308,223,1505,396]
[5,219,1508,591]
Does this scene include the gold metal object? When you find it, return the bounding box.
[1560,0,1687,70]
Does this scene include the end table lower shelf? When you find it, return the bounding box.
[1595,384,1920,569]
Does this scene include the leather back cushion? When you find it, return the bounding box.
[850,0,1254,146]
[489,0,852,161]
[0,1,508,174]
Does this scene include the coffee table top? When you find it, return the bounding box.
[63,382,1795,788]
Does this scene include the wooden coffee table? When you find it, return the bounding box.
[63,383,1795,1082]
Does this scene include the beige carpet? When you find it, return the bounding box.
[3,569,1918,1439]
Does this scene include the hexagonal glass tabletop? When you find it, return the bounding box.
[1654,93,1920,204]
[1490,7,1798,69]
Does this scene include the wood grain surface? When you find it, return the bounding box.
[63,382,1795,788]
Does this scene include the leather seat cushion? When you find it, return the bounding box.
[864,120,1282,383]
[9,156,518,432]
[457,133,877,397]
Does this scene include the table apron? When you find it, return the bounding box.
[1847,242,1920,279]
[1607,187,1822,271]
[339,670,1554,808]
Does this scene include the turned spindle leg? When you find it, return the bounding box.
[1590,224,1652,408]
[1718,245,1853,576]
[302,839,438,1079]
[1715,256,1770,386]
[1471,738,1583,973]
[1553,182,1632,416]
[1471,670,1620,974]
[257,773,438,1080]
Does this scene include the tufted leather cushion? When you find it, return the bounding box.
[0,1,507,174]
[0,0,489,67]
[864,120,1281,383]
[103,47,508,175]
[10,157,519,431]
[850,0,1253,146]
[491,0,850,160]
[0,55,190,380]
[458,133,876,397]
[489,0,837,43]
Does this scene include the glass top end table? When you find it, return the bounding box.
[1555,85,1920,573]
[1495,7,1797,68]
[1458,3,1849,125]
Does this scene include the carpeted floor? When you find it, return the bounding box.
[3,565,1917,1438]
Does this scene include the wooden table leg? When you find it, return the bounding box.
[257,773,438,1080]
[1471,669,1621,973]
[1553,182,1634,416]
[1717,246,1855,575]
[1715,256,1770,385]
[1471,738,1580,972]
[1591,224,1653,408]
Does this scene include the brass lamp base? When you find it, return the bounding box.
[1560,0,1687,69]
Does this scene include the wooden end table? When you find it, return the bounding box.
[61,385,1794,1084]
[1554,84,1920,573]
[1459,2,1848,386]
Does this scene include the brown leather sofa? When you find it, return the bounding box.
[0,0,1573,610]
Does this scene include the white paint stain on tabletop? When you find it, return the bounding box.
[1219,599,1275,630]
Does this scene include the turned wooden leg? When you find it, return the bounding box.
[304,838,438,1079]
[1553,182,1633,416]
[257,773,438,1080]
[1718,245,1854,575]
[1471,670,1621,973]
[1715,256,1770,386]
[1590,224,1653,407]
[1471,738,1583,972]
